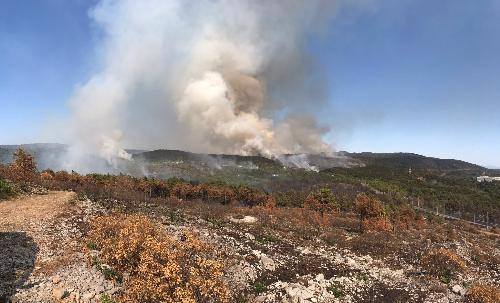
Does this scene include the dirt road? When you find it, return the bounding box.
[0,191,77,302]
[0,191,120,303]
[0,191,76,231]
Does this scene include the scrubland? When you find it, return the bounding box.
[0,149,498,303]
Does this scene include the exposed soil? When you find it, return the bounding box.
[0,192,121,303]
[0,191,75,230]
[1,190,499,303]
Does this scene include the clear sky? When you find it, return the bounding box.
[1,0,499,167]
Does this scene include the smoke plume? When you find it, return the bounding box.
[64,0,338,171]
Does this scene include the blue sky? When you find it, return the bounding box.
[1,0,499,167]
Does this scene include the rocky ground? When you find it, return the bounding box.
[148,208,498,303]
[0,192,121,303]
[1,190,499,303]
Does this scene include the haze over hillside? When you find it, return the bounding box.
[3,143,499,227]
[0,143,493,179]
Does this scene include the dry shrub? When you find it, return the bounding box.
[355,194,385,219]
[421,248,466,282]
[199,183,236,204]
[0,149,38,182]
[471,248,500,273]
[465,284,500,303]
[304,188,339,217]
[54,170,71,182]
[158,181,241,204]
[142,178,169,198]
[361,217,392,232]
[40,169,55,180]
[236,185,268,207]
[89,215,229,303]
[354,194,391,232]
[392,203,416,229]
[273,190,308,208]
[13,149,37,177]
[1,156,271,208]
[264,195,276,208]
[171,183,201,201]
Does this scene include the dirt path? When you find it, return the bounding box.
[0,191,81,271]
[1,192,78,302]
[0,191,76,231]
[0,192,121,303]
[0,191,120,303]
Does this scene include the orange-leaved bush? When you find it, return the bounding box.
[13,149,37,175]
[304,188,339,217]
[465,284,500,303]
[88,214,229,303]
[354,193,391,232]
[1,148,38,181]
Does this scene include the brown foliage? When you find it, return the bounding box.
[89,215,229,303]
[354,194,391,232]
[235,186,268,207]
[0,150,274,207]
[171,182,201,200]
[200,183,236,204]
[465,284,500,303]
[304,188,339,216]
[54,170,71,182]
[264,195,276,208]
[392,203,416,229]
[355,194,385,219]
[273,190,307,208]
[1,149,38,181]
[361,217,392,232]
[13,149,37,174]
[40,169,55,180]
[421,248,466,281]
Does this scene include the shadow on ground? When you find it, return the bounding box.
[0,232,38,303]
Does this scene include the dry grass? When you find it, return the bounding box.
[89,215,229,303]
[465,284,500,303]
[421,248,466,282]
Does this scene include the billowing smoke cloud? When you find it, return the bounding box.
[64,0,339,171]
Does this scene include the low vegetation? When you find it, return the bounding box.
[421,248,467,283]
[327,164,500,226]
[465,284,500,303]
[0,149,428,234]
[304,188,339,217]
[354,193,391,232]
[88,214,229,303]
[0,178,15,200]
[1,148,498,302]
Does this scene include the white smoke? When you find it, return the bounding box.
[64,0,340,171]
[278,154,320,172]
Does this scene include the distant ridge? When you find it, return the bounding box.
[0,143,491,175]
[345,152,485,172]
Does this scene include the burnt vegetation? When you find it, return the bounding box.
[0,148,438,232]
[1,148,499,302]
[88,215,229,303]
